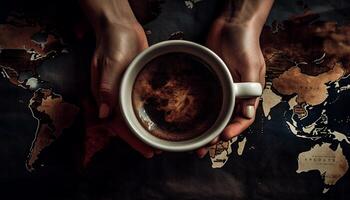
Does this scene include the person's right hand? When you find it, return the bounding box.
[91,21,148,118]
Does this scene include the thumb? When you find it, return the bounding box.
[238,98,259,119]
[236,64,264,119]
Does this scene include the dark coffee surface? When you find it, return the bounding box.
[132,53,223,141]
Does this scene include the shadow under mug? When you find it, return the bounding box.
[120,40,262,152]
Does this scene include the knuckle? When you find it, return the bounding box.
[99,82,113,95]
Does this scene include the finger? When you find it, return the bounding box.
[90,55,99,102]
[108,116,154,158]
[233,58,263,120]
[222,99,259,140]
[195,136,219,158]
[240,98,259,119]
[209,136,220,145]
[196,147,209,158]
[98,57,125,119]
[221,117,253,140]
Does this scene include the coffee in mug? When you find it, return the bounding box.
[132,53,223,141]
[119,40,262,151]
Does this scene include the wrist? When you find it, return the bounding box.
[215,16,261,40]
[81,0,139,32]
[220,0,273,34]
[221,12,266,32]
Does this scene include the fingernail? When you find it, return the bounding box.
[243,105,255,119]
[99,103,110,119]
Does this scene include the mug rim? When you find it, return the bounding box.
[119,40,235,151]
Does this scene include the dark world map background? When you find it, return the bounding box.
[1,0,350,199]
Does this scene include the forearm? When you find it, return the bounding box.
[80,0,138,32]
[221,0,274,33]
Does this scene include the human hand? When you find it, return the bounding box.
[91,21,148,118]
[80,0,156,158]
[82,97,156,163]
[197,17,266,158]
[88,22,156,158]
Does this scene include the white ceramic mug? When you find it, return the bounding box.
[119,40,262,151]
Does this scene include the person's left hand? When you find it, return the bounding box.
[197,17,266,158]
[82,97,156,166]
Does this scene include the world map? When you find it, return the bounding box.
[0,19,80,171]
[1,1,350,199]
[209,12,350,194]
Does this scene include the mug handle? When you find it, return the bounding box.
[233,82,262,98]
